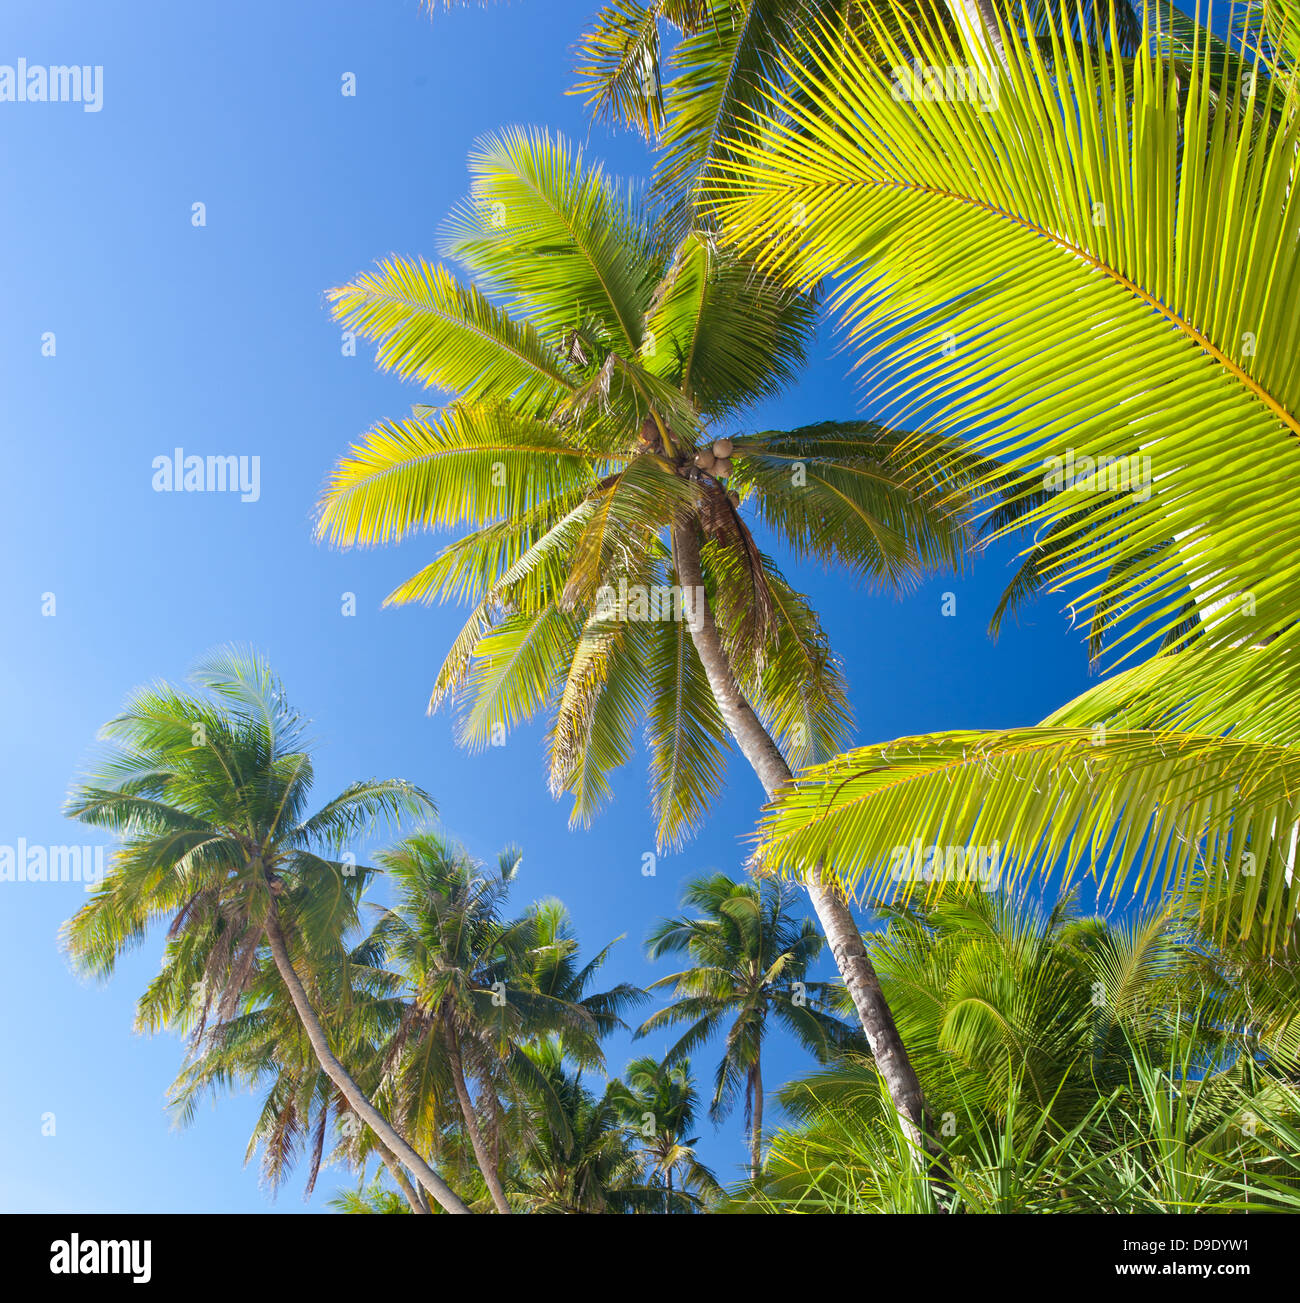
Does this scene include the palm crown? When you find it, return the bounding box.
[319,126,970,847]
[638,871,864,1173]
[62,648,433,1015]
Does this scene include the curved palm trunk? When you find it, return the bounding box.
[263,908,471,1214]
[750,1057,763,1183]
[673,519,932,1159]
[445,1028,513,1214]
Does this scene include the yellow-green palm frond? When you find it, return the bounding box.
[731,420,971,586]
[443,126,660,357]
[427,498,600,712]
[646,599,732,847]
[560,451,699,611]
[653,0,857,222]
[640,230,819,416]
[316,403,606,547]
[548,609,656,825]
[712,0,1300,674]
[382,491,594,610]
[1235,0,1300,79]
[454,606,583,750]
[328,257,577,413]
[573,0,675,136]
[734,559,854,771]
[754,727,1300,948]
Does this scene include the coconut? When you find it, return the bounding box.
[712,437,734,459]
[693,449,716,471]
[712,455,733,478]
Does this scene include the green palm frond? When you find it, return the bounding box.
[755,727,1300,947]
[317,405,605,548]
[712,0,1300,684]
[329,258,577,412]
[443,126,660,356]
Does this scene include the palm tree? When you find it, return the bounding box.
[61,648,471,1215]
[318,125,984,1151]
[720,1,1300,949]
[168,915,436,1212]
[367,832,640,1212]
[510,896,649,1070]
[637,871,862,1178]
[510,1038,698,1211]
[611,1054,721,1206]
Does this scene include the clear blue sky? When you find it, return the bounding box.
[0,0,1096,1212]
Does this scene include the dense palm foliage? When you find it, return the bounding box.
[317,117,995,1146]
[56,0,1300,1221]
[611,1055,721,1202]
[363,834,645,1212]
[738,888,1300,1212]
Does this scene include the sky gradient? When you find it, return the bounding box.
[0,0,1097,1212]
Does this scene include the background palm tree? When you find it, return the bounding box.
[318,122,992,1150]
[169,928,435,1212]
[610,1054,721,1205]
[61,648,470,1214]
[637,871,863,1178]
[509,1037,697,1211]
[367,832,643,1212]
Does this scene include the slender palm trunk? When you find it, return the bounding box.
[750,1057,764,1182]
[673,519,932,1157]
[263,907,471,1214]
[376,1141,431,1214]
[445,1026,513,1214]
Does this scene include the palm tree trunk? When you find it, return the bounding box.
[947,0,1008,69]
[445,1029,512,1214]
[673,518,932,1156]
[263,907,471,1214]
[750,1057,764,1182]
[375,1141,431,1214]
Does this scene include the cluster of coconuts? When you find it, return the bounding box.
[693,437,734,478]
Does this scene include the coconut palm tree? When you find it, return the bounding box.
[610,1054,721,1205]
[637,871,863,1177]
[318,125,990,1152]
[366,832,641,1212]
[510,896,649,1070]
[60,648,471,1215]
[719,0,1300,949]
[509,1037,701,1211]
[168,908,440,1212]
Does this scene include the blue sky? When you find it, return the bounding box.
[0,0,1097,1212]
